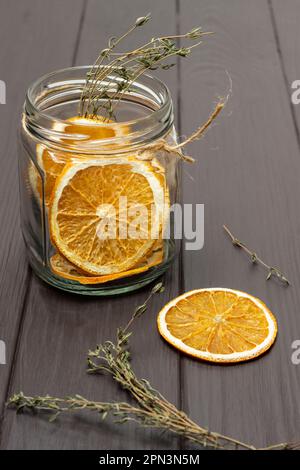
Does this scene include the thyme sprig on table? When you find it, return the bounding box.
[79,14,211,120]
[7,283,295,450]
[223,225,290,286]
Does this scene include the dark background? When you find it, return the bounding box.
[0,0,300,450]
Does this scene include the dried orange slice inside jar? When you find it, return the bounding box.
[50,156,167,275]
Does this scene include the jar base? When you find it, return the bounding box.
[27,241,176,296]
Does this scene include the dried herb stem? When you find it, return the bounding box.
[106,42,204,118]
[79,14,209,119]
[223,225,290,285]
[8,388,295,450]
[6,392,254,450]
[79,14,151,117]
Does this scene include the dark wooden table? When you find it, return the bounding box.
[1,0,300,450]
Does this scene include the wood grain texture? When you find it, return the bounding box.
[1,0,181,450]
[0,0,84,440]
[179,0,300,448]
[1,0,300,451]
[270,0,300,84]
[270,0,300,139]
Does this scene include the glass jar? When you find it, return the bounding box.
[19,66,180,295]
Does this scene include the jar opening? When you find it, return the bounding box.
[23,66,174,154]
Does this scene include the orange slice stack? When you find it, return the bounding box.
[28,116,168,284]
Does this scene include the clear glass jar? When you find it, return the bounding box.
[19,66,179,295]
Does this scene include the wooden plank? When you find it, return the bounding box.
[1,0,182,449]
[179,0,300,447]
[270,0,300,136]
[0,0,85,441]
[269,0,300,81]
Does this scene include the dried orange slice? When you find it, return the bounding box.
[50,157,167,275]
[28,116,129,206]
[60,115,129,142]
[28,145,65,206]
[157,288,277,363]
[50,241,163,284]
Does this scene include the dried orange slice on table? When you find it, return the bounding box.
[157,288,277,363]
[50,157,167,275]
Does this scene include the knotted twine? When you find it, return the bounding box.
[137,100,225,163]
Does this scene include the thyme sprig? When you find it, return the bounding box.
[7,283,296,450]
[79,14,211,120]
[223,225,290,286]
[8,391,296,450]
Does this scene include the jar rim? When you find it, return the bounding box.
[26,65,172,129]
[23,65,174,153]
